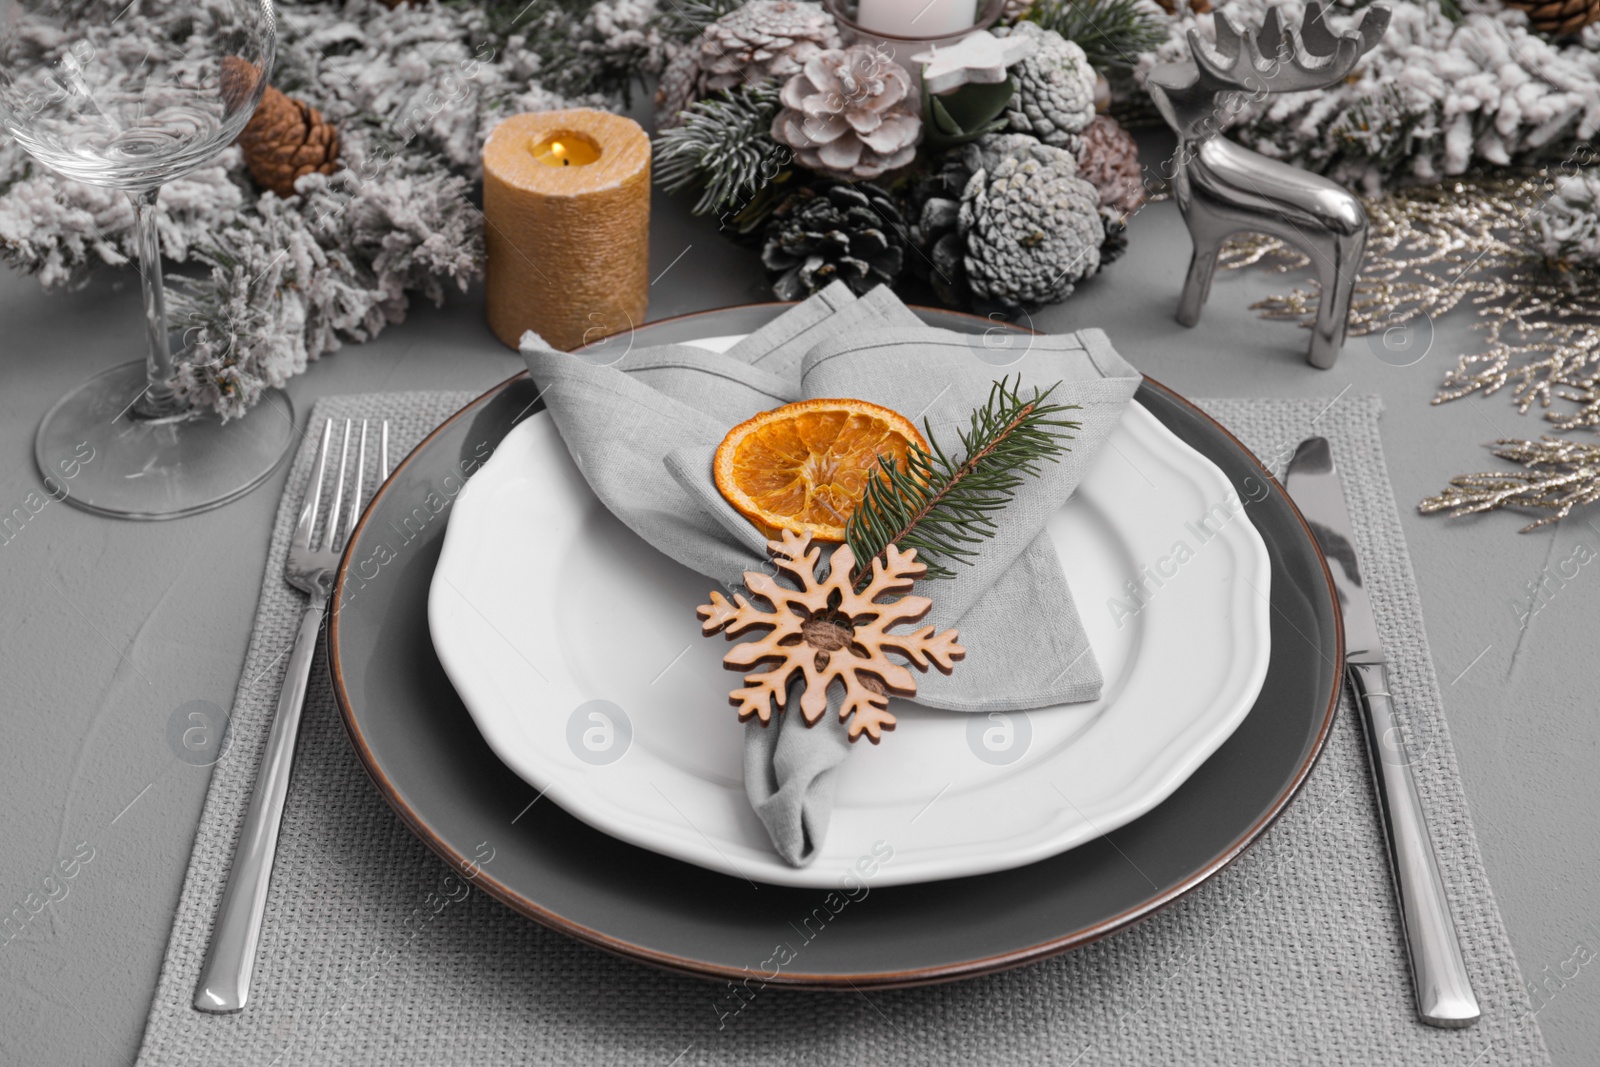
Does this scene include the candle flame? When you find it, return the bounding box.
[533,132,596,167]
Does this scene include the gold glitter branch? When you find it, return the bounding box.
[1436,292,1600,433]
[1218,173,1600,433]
[1419,436,1600,532]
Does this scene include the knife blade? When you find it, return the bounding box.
[1285,437,1480,1029]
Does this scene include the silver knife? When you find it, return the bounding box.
[1285,437,1480,1029]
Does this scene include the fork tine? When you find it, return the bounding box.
[346,419,368,544]
[297,420,334,550]
[323,419,353,553]
[379,420,390,482]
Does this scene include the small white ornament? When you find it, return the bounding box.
[912,29,1037,96]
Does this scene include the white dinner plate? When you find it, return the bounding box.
[429,337,1272,888]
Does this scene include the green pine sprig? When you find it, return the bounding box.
[845,379,1081,584]
[653,83,790,219]
[651,0,747,43]
[1025,0,1168,75]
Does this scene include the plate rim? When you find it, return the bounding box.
[328,300,1345,989]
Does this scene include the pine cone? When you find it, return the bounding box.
[1151,0,1211,13]
[958,134,1102,307]
[1075,114,1145,220]
[1502,0,1598,36]
[657,2,843,130]
[992,22,1095,149]
[770,45,921,180]
[906,150,977,306]
[1099,215,1128,266]
[236,84,341,198]
[908,134,1104,309]
[760,181,907,299]
[906,136,1044,306]
[654,47,701,130]
[219,56,264,117]
[698,0,842,93]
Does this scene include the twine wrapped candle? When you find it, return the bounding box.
[483,109,651,352]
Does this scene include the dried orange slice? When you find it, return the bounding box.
[713,398,928,542]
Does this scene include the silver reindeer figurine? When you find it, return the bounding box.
[1148,3,1390,368]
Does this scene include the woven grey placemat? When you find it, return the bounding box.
[135,390,1548,1066]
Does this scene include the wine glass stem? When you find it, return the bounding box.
[130,186,186,420]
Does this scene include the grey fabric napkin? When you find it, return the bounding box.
[521,283,1140,866]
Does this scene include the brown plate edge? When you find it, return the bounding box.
[327,302,1346,991]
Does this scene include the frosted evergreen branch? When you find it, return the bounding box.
[846,378,1080,583]
[1137,1,1600,194]
[651,0,746,42]
[1026,0,1167,74]
[654,83,790,217]
[460,0,668,104]
[0,0,611,418]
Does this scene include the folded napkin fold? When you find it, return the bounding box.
[522,284,1140,866]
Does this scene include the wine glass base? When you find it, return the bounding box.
[35,360,297,521]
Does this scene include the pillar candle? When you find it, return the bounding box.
[855,0,977,38]
[483,109,650,352]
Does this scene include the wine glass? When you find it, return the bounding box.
[0,0,292,519]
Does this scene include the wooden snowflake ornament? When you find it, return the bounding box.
[697,530,966,743]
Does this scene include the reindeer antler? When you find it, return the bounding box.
[1190,3,1390,96]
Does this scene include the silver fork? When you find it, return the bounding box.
[194,417,390,1013]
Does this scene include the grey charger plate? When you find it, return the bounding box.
[328,303,1342,989]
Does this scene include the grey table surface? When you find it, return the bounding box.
[2,177,1597,1064]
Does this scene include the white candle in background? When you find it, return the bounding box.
[855,0,977,38]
